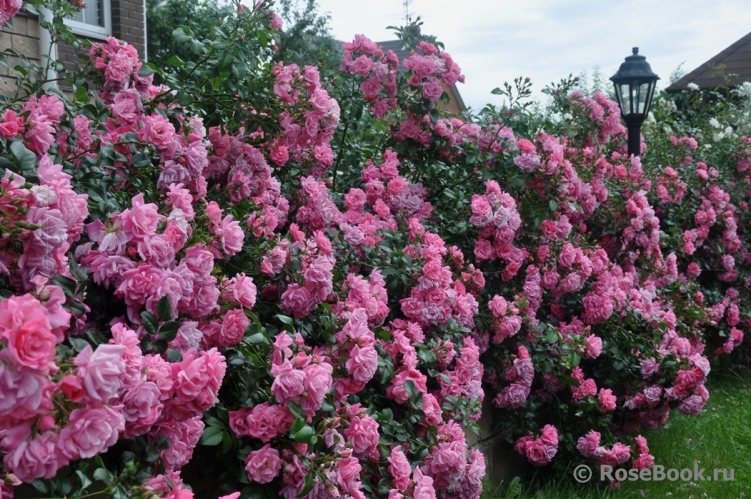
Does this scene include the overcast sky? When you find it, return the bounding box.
[313,0,751,110]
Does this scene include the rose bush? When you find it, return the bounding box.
[1,0,751,496]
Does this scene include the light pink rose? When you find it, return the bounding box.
[228,273,257,309]
[0,351,52,418]
[270,360,306,404]
[57,405,125,460]
[345,345,378,383]
[388,446,411,492]
[3,431,60,482]
[121,193,164,241]
[74,344,127,402]
[344,415,379,458]
[245,444,282,484]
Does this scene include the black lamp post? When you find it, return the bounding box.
[610,47,660,157]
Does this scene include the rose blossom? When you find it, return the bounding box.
[57,406,125,460]
[245,444,282,484]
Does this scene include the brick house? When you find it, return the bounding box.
[378,39,467,114]
[0,0,146,95]
[667,31,751,92]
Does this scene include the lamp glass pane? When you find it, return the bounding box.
[619,83,631,116]
[638,82,651,114]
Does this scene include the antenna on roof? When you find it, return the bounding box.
[404,0,412,24]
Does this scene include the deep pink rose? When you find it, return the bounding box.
[219,309,250,347]
[0,294,56,372]
[105,50,135,83]
[173,348,226,412]
[270,360,305,404]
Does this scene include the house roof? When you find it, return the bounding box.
[375,39,467,111]
[667,31,751,92]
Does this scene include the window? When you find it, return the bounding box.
[65,0,111,39]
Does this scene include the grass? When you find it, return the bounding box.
[482,368,751,499]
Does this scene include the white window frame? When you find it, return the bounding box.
[64,0,112,39]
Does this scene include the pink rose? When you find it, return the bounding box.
[228,273,257,309]
[118,379,163,438]
[271,360,306,404]
[173,348,226,412]
[116,264,163,307]
[269,141,289,166]
[524,439,550,466]
[388,446,411,492]
[337,456,363,495]
[0,109,22,138]
[3,431,60,482]
[245,444,282,484]
[345,345,378,383]
[301,362,333,414]
[411,468,436,499]
[0,294,56,372]
[57,406,125,460]
[105,50,135,83]
[141,114,177,151]
[219,309,250,347]
[576,430,602,458]
[187,279,220,319]
[0,0,23,26]
[121,193,164,241]
[74,344,127,402]
[598,388,617,412]
[344,415,379,458]
[182,245,214,283]
[281,283,315,318]
[0,351,52,418]
[585,335,603,358]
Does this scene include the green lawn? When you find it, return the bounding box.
[482,368,751,499]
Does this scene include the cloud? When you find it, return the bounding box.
[315,0,751,109]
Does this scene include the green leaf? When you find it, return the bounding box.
[289,419,314,443]
[10,140,36,172]
[138,63,156,77]
[167,55,185,68]
[141,311,159,335]
[68,337,90,352]
[75,470,92,490]
[287,402,307,421]
[157,295,173,322]
[166,348,181,362]
[158,321,179,342]
[246,332,267,345]
[93,468,114,485]
[176,90,192,107]
[549,200,558,211]
[297,473,315,498]
[276,314,294,325]
[51,275,77,297]
[172,27,192,43]
[200,425,224,446]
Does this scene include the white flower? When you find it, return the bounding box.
[687,82,700,91]
[709,117,721,128]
